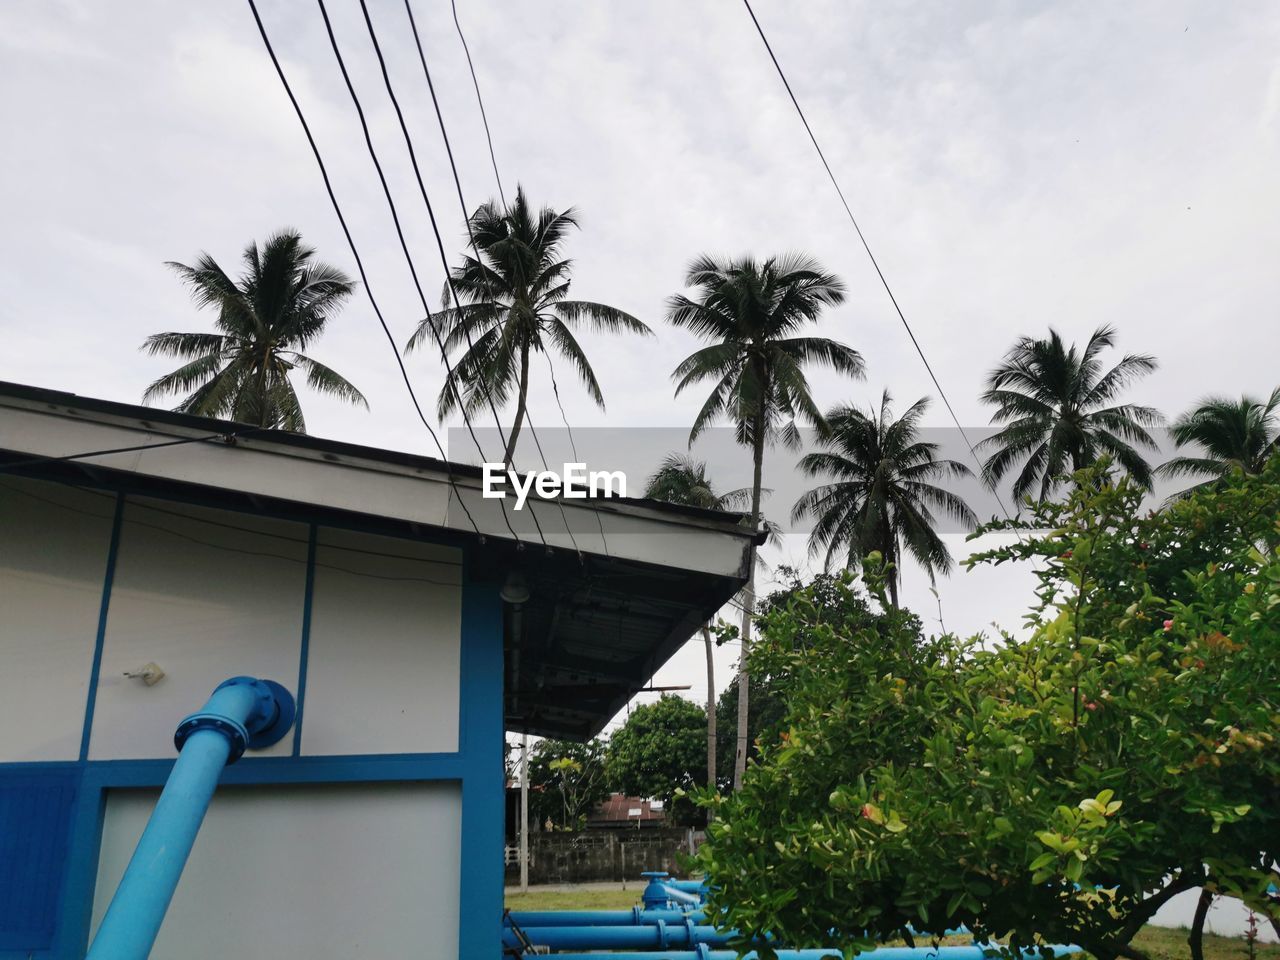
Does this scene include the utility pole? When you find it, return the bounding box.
[519,732,529,892]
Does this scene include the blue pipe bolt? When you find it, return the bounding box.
[86,677,296,960]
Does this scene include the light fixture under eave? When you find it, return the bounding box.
[500,570,531,605]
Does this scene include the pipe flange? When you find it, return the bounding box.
[174,713,250,762]
[245,679,295,750]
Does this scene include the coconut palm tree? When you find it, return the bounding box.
[667,253,863,789]
[643,454,753,791]
[407,186,651,465]
[1158,388,1280,498]
[142,230,365,432]
[979,324,1161,502]
[792,392,976,607]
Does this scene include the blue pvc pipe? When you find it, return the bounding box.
[503,923,735,950]
[86,677,294,960]
[544,947,1083,960]
[507,908,706,927]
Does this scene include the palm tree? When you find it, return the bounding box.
[792,392,976,607]
[142,230,365,432]
[407,186,652,465]
[643,453,753,791]
[979,324,1161,502]
[1158,389,1280,497]
[667,253,863,789]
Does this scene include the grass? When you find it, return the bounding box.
[504,888,1278,960]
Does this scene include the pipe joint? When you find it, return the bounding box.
[173,676,295,763]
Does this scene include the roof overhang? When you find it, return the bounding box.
[0,381,762,739]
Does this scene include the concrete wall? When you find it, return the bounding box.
[512,830,700,885]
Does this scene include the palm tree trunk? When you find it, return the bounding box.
[733,408,766,791]
[504,343,530,468]
[702,624,716,789]
[888,535,900,607]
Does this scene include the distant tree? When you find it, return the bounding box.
[526,737,609,831]
[1159,388,1280,498]
[605,695,707,824]
[667,253,863,789]
[979,324,1161,502]
[644,453,753,792]
[143,230,365,432]
[792,392,976,606]
[408,186,651,465]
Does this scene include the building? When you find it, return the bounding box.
[0,381,759,959]
[587,793,668,830]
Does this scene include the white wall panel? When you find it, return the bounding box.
[89,499,307,759]
[0,479,115,761]
[302,529,461,756]
[92,782,462,959]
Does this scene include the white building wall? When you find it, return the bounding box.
[91,782,462,959]
[0,478,115,762]
[89,498,309,760]
[300,527,461,756]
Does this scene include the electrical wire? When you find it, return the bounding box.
[386,0,586,560]
[1,479,460,586]
[0,429,254,474]
[448,0,505,211]
[309,0,525,546]
[245,0,483,538]
[739,0,1015,523]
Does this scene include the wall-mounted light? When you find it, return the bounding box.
[500,570,531,605]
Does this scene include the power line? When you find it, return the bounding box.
[739,0,1015,523]
[447,0,505,211]
[387,0,586,561]
[0,428,257,474]
[310,0,526,546]
[245,0,484,537]
[403,0,609,562]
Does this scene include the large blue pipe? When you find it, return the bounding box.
[507,907,706,927]
[502,923,734,950]
[543,947,1083,960]
[85,677,295,960]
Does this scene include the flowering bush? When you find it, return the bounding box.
[694,460,1280,960]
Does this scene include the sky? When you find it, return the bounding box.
[3,0,1279,739]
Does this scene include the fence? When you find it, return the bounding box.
[506,829,702,885]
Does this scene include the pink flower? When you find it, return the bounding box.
[1163,620,1174,632]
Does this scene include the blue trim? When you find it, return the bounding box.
[457,571,504,960]
[79,493,124,762]
[291,524,318,757]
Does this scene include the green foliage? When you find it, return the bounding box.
[1159,388,1280,499]
[695,462,1280,960]
[525,737,609,831]
[979,324,1161,502]
[606,695,708,823]
[408,185,650,463]
[792,391,976,605]
[143,230,365,431]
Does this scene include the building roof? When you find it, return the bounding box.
[588,793,667,826]
[0,380,761,739]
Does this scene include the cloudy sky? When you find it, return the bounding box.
[3,1,1278,733]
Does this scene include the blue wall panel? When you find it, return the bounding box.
[0,768,78,951]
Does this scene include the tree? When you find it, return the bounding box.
[407,186,651,465]
[605,695,707,824]
[667,253,863,789]
[142,230,366,432]
[644,453,753,792]
[525,737,609,831]
[792,392,976,606]
[979,324,1161,502]
[696,462,1280,960]
[1158,388,1280,498]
